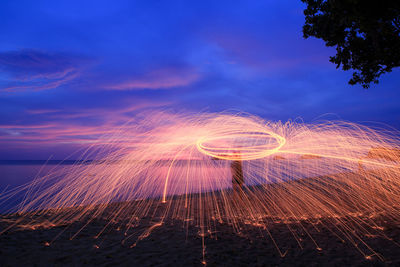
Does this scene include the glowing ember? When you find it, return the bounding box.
[1,111,400,263]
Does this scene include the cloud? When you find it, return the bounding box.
[0,49,90,92]
[107,67,200,90]
[0,99,172,148]
[26,109,61,115]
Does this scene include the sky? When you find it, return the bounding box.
[0,0,399,160]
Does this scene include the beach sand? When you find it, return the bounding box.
[1,196,400,267]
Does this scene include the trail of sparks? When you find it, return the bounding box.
[1,111,400,263]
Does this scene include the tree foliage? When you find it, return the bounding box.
[302,0,400,88]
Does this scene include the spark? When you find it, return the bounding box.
[1,111,400,262]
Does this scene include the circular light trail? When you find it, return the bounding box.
[196,130,286,160]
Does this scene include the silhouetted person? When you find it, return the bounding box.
[212,152,245,197]
[230,152,244,197]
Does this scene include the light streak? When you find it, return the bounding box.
[1,111,400,262]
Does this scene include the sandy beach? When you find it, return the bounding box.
[1,195,400,267]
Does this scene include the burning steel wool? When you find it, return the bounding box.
[1,112,400,263]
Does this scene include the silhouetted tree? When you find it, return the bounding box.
[302,0,400,88]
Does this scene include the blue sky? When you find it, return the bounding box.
[1,0,399,159]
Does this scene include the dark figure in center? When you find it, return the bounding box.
[212,152,245,196]
[230,152,244,196]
